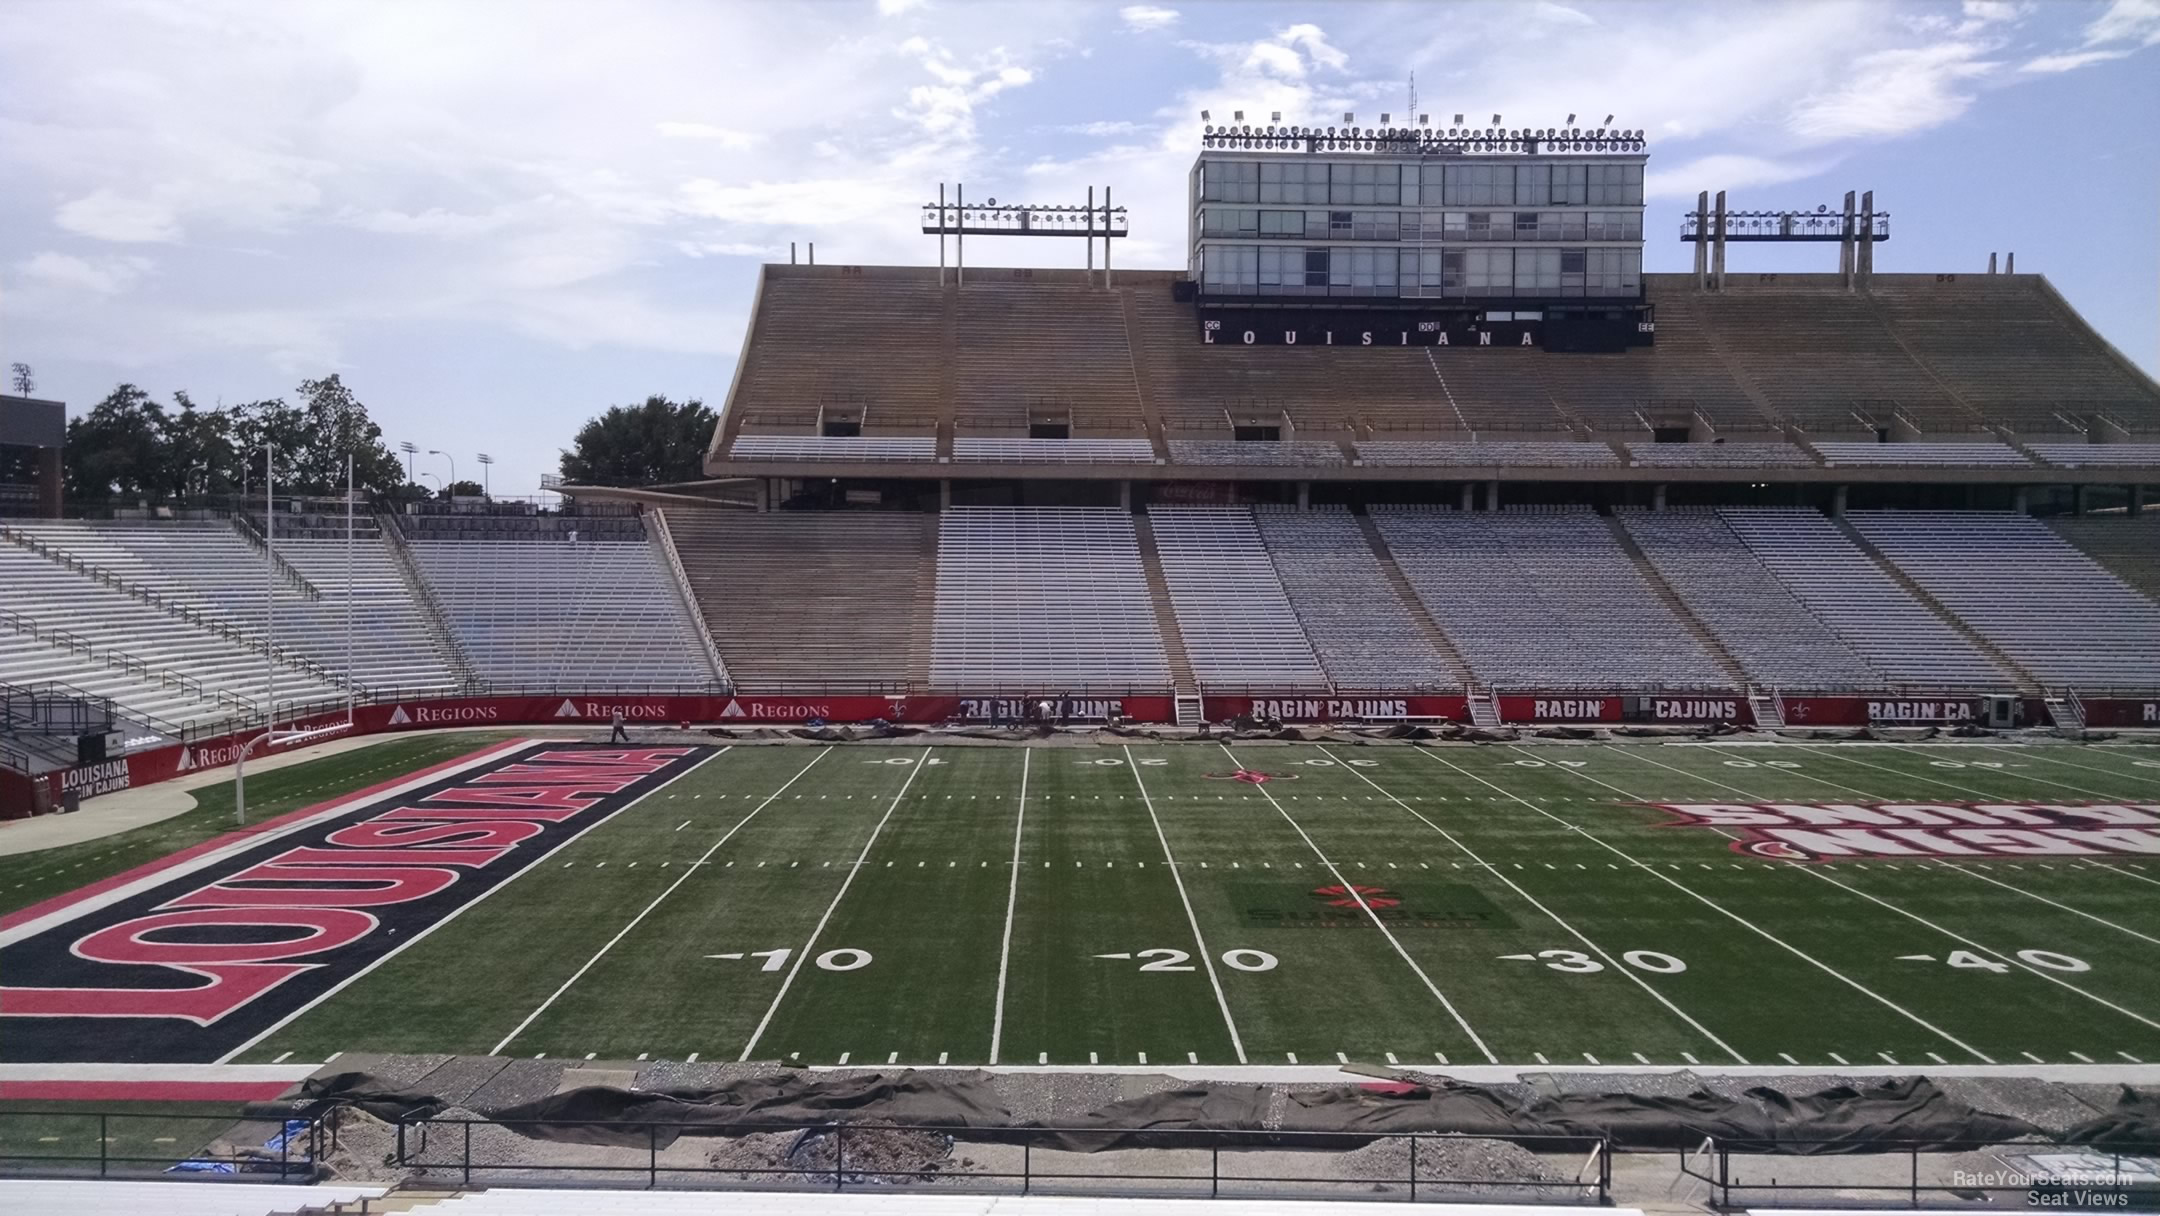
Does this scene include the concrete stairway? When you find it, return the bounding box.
[1603,515,1752,688]
[1132,515,1199,701]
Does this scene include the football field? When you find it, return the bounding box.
[14,737,2160,1071]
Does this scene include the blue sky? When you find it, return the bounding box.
[2,0,2155,496]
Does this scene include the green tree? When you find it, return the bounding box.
[442,479,485,499]
[64,384,169,501]
[292,374,405,494]
[559,395,716,486]
[159,391,239,499]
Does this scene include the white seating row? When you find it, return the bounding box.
[1373,507,1731,689]
[1356,440,1620,468]
[729,435,938,462]
[1813,441,2031,468]
[1168,440,1346,466]
[1718,508,2012,688]
[2027,442,2160,469]
[1618,511,1881,688]
[1148,507,1327,690]
[1624,442,1812,468]
[929,507,1169,688]
[1253,506,1459,689]
[952,438,1158,463]
[1849,510,2160,688]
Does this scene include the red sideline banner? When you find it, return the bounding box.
[5,694,1176,813]
[2077,699,2160,728]
[1499,694,1751,725]
[1202,695,1469,723]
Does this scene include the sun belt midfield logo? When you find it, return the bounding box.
[1203,769,1299,784]
[1312,883,1399,909]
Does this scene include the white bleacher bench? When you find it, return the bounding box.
[1624,442,1812,468]
[1357,441,1621,468]
[1253,505,1458,690]
[2027,443,2160,469]
[1813,441,2031,468]
[729,435,938,462]
[952,438,1158,464]
[1167,440,1346,467]
[1149,506,1327,690]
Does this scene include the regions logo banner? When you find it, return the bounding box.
[0,745,706,1063]
[1654,801,2160,861]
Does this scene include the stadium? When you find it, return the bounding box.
[3,115,2160,1209]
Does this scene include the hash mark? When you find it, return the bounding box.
[938,1051,948,1064]
[887,1052,898,1064]
[2070,1051,2095,1063]
[1336,1052,1349,1064]
[1138,1052,1148,1064]
[687,1053,698,1062]
[838,1052,849,1065]
[1385,1052,1398,1065]
[636,1052,648,1061]
[585,1052,596,1060]
[1583,1053,1599,1065]
[1533,1052,1548,1064]
[2022,1051,2046,1063]
[675,821,690,832]
[272,1051,292,1064]
[1778,1052,1798,1065]
[1284,1053,1296,1064]
[2119,1052,2143,1063]
[1089,1052,1099,1064]
[1631,1053,1649,1065]
[1681,1052,1699,1065]
[1881,1053,1900,1064]
[1829,1052,1849,1065]
[1926,1051,1948,1064]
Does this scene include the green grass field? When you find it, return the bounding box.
[20,736,2160,1070]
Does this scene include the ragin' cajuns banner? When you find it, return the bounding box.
[1203,695,1469,723]
[1655,800,2160,861]
[1,694,1176,813]
[0,744,706,1062]
[1498,695,1752,725]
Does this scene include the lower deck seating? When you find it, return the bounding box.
[666,510,935,688]
[929,507,1168,688]
[1254,506,1459,690]
[1718,508,2012,688]
[1147,507,1326,690]
[1374,508,1731,689]
[1619,511,1881,688]
[1849,511,2160,688]
[410,529,718,690]
[2028,443,2160,469]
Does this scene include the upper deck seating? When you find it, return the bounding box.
[929,508,1169,689]
[1148,507,1327,690]
[1618,510,1881,688]
[1848,511,2160,688]
[2028,443,2160,469]
[665,510,934,688]
[1717,508,2013,689]
[1373,507,1732,689]
[1253,506,1458,690]
[1168,440,1346,466]
[729,435,937,462]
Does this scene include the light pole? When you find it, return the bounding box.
[398,440,418,488]
[421,472,444,498]
[476,452,493,499]
[428,450,456,508]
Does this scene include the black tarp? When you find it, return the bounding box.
[300,1070,2057,1156]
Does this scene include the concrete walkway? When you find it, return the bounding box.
[0,728,568,857]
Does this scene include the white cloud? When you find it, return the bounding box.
[1120,5,1179,32]
[654,121,760,147]
[1645,153,1834,201]
[877,0,927,15]
[676,240,785,258]
[2086,0,2160,45]
[2020,47,2131,72]
[55,190,181,243]
[1786,42,1999,142]
[1052,120,1147,136]
[18,251,155,294]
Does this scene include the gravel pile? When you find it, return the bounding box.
[1333,1134,1570,1188]
[704,1127,977,1186]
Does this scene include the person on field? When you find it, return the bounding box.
[608,708,627,744]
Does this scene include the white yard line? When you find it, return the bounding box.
[1616,746,2160,1035]
[740,748,933,1061]
[1455,746,1993,1063]
[489,746,815,1055]
[988,748,1031,1065]
[1226,744,1494,1064]
[222,745,728,1064]
[1126,744,1247,1065]
[1316,745,1744,1064]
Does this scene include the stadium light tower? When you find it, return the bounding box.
[428,449,456,507]
[476,452,494,499]
[398,440,418,486]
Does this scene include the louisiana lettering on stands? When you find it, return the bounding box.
[0,745,704,1063]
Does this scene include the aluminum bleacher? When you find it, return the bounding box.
[1168,440,1346,467]
[1813,441,2031,468]
[1148,507,1327,690]
[2050,515,2160,604]
[1848,511,2160,688]
[1357,440,1620,468]
[2028,443,2160,469]
[929,507,1169,689]
[729,435,938,462]
[1718,508,2013,689]
[1373,507,1732,689]
[408,520,720,691]
[953,438,1157,464]
[1618,510,1881,689]
[1623,442,1812,469]
[1253,506,1458,690]
[666,509,934,689]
